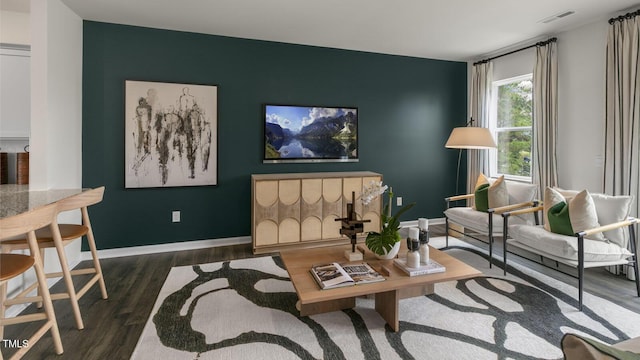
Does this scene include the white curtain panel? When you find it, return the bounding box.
[605,15,640,280]
[532,40,559,201]
[468,62,493,197]
[605,16,640,219]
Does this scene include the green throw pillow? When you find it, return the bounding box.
[543,187,604,240]
[547,201,574,236]
[474,183,490,212]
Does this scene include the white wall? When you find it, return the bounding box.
[492,48,535,82]
[0,10,30,45]
[30,0,82,190]
[31,0,83,266]
[557,20,609,192]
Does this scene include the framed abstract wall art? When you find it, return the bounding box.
[125,80,217,188]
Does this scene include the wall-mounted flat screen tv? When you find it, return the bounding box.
[263,104,358,163]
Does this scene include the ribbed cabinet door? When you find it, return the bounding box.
[343,177,363,219]
[254,180,279,246]
[278,180,301,243]
[322,178,343,239]
[301,179,322,241]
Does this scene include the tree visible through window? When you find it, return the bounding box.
[490,75,533,180]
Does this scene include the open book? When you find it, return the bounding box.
[310,262,385,290]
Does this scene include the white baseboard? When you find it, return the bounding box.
[400,217,445,228]
[80,218,446,261]
[80,236,252,261]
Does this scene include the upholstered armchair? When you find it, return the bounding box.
[562,333,640,359]
[502,188,640,310]
[444,175,539,268]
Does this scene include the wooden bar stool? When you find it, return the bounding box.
[0,203,64,360]
[1,186,108,330]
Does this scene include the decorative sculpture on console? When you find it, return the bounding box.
[336,191,371,261]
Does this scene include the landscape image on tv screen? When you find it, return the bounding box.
[264,105,358,163]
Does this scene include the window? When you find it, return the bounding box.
[489,74,533,181]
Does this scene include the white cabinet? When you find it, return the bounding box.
[1,46,30,139]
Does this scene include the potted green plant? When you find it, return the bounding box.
[361,181,415,259]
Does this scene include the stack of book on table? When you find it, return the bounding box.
[393,258,446,276]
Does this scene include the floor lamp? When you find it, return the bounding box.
[445,120,496,195]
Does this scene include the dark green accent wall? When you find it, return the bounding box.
[82,21,467,250]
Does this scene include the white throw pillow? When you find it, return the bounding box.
[488,175,509,209]
[569,190,605,241]
[506,181,538,204]
[591,193,634,248]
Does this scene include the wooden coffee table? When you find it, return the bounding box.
[280,243,481,332]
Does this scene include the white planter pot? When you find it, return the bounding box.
[375,241,401,260]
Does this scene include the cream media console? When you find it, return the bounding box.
[251,171,382,254]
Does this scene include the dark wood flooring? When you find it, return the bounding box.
[2,224,639,359]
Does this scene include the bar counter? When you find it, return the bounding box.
[0,184,84,219]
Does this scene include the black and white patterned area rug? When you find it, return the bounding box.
[131,237,640,360]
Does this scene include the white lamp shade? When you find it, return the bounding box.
[445,127,496,149]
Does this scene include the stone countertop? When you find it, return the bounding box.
[0,184,84,218]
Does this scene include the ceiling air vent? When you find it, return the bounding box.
[539,10,575,24]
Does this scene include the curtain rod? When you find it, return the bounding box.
[473,37,557,66]
[609,9,640,24]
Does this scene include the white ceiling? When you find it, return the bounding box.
[6,0,640,61]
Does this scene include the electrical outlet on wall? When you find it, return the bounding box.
[396,197,403,206]
[172,210,181,223]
